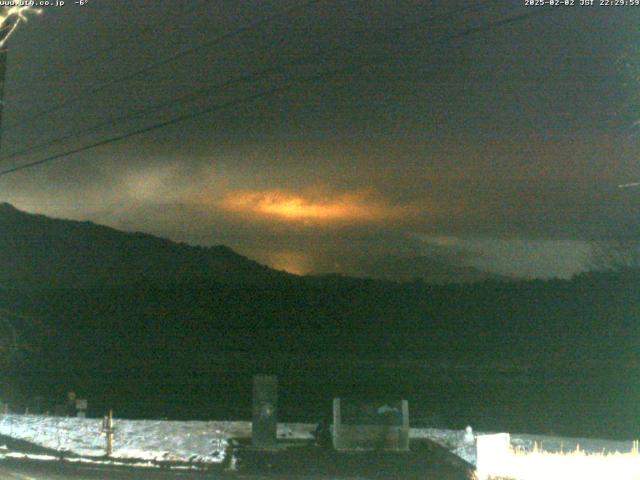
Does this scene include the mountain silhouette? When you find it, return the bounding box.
[0,202,289,288]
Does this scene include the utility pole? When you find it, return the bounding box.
[0,17,14,149]
[0,7,41,150]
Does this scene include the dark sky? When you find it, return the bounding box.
[1,0,640,280]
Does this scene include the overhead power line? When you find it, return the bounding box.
[1,0,325,132]
[0,7,554,179]
[32,1,209,72]
[0,0,495,165]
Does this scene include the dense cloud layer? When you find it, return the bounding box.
[0,1,638,279]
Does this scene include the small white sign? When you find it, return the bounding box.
[476,433,511,480]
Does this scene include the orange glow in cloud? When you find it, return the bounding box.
[218,189,415,224]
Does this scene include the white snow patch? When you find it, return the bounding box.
[0,415,229,464]
[277,422,315,439]
[5,452,58,461]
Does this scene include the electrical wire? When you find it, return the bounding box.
[0,0,325,132]
[0,0,496,165]
[33,1,209,72]
[0,7,555,179]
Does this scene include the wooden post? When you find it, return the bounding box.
[103,409,114,456]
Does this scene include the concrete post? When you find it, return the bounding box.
[400,399,410,450]
[332,398,341,449]
[252,375,277,450]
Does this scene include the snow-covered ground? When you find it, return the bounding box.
[410,427,639,467]
[0,414,635,470]
[0,415,230,464]
[0,415,319,466]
